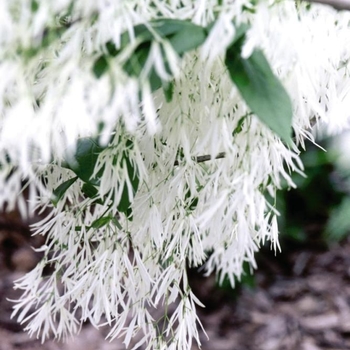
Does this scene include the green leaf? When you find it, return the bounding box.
[148,19,207,56]
[117,156,139,215]
[121,19,207,91]
[89,215,123,230]
[111,217,123,230]
[163,81,174,102]
[31,0,39,13]
[232,23,250,44]
[326,197,350,242]
[90,215,113,229]
[132,24,154,41]
[81,182,104,205]
[149,69,163,92]
[132,19,201,42]
[167,25,206,56]
[225,35,293,144]
[106,41,118,57]
[81,182,98,198]
[52,176,78,206]
[64,137,105,183]
[119,19,206,53]
[123,43,151,77]
[93,55,109,78]
[232,115,247,136]
[154,19,203,38]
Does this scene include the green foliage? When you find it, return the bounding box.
[130,19,207,54]
[92,55,109,79]
[52,176,78,206]
[183,185,202,213]
[90,215,122,230]
[215,139,350,295]
[63,137,105,183]
[122,41,155,81]
[162,21,207,55]
[117,155,139,216]
[91,19,294,142]
[326,197,350,242]
[92,19,296,228]
[81,182,99,199]
[216,261,256,298]
[31,0,39,13]
[277,140,349,245]
[232,113,251,136]
[163,81,175,103]
[225,26,293,144]
[55,137,139,220]
[92,18,207,99]
[121,19,206,94]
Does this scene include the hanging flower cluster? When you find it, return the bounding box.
[1,0,350,349]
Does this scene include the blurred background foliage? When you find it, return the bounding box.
[278,133,350,246]
[209,131,350,297]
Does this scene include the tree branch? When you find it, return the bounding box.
[174,152,226,166]
[302,0,350,10]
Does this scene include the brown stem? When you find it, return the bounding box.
[174,152,226,166]
[301,0,350,10]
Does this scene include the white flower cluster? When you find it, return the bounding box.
[0,0,350,349]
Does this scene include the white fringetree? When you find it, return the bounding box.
[1,0,350,349]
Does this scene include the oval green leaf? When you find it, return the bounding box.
[225,45,293,144]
